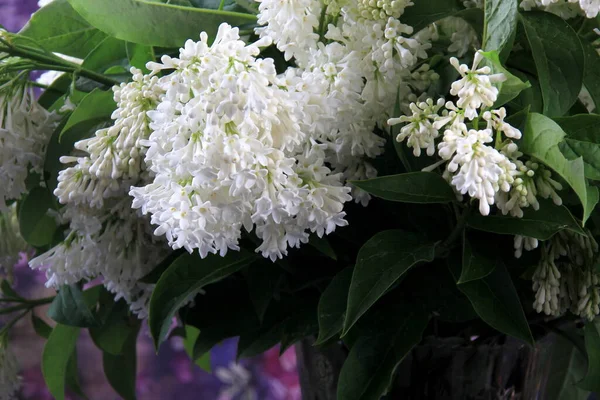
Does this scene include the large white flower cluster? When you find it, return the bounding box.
[389,51,562,218]
[0,79,58,210]
[30,68,167,316]
[130,25,352,261]
[520,0,600,18]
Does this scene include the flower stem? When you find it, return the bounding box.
[0,44,120,87]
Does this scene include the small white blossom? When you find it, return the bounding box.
[388,98,444,157]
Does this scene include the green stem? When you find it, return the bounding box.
[0,309,29,337]
[0,44,120,87]
[218,0,226,10]
[441,206,472,250]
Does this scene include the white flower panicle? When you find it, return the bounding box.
[0,339,20,400]
[55,68,162,208]
[389,51,564,218]
[520,0,600,18]
[130,24,352,261]
[30,199,166,317]
[0,80,58,210]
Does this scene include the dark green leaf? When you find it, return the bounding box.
[453,262,534,345]
[343,230,436,335]
[18,186,58,248]
[480,50,530,108]
[401,0,462,33]
[556,114,600,180]
[65,350,86,399]
[545,333,589,400]
[245,261,282,322]
[48,285,98,328]
[19,0,106,59]
[520,12,584,117]
[0,280,22,300]
[579,321,600,392]
[521,112,590,222]
[308,235,337,260]
[316,267,353,345]
[183,325,211,371]
[61,88,116,138]
[459,237,496,284]
[483,0,518,53]
[32,314,53,339]
[42,324,80,400]
[148,250,256,348]
[337,304,429,400]
[103,323,139,400]
[467,199,585,239]
[582,38,600,112]
[352,172,456,203]
[90,300,134,355]
[67,0,257,48]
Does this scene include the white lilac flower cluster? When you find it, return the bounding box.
[0,77,58,210]
[0,339,20,400]
[30,68,167,317]
[520,0,600,18]
[532,229,600,320]
[389,51,562,218]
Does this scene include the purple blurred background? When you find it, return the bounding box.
[0,1,301,398]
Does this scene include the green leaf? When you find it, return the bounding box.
[459,238,496,284]
[48,285,99,327]
[337,304,429,400]
[32,314,53,339]
[61,88,116,138]
[90,300,135,355]
[521,112,590,222]
[245,261,282,322]
[82,36,129,72]
[183,325,211,371]
[482,0,518,54]
[18,186,58,248]
[315,267,353,345]
[545,333,590,400]
[65,350,87,399]
[103,323,139,400]
[352,172,456,204]
[401,0,463,33]
[67,0,257,48]
[556,114,600,180]
[342,230,436,335]
[42,324,80,400]
[585,185,599,224]
[19,0,107,59]
[308,235,337,260]
[582,39,600,112]
[452,262,534,345]
[480,50,530,107]
[148,250,257,348]
[520,12,584,117]
[466,199,585,240]
[126,42,155,73]
[579,321,600,392]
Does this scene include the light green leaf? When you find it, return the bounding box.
[32,314,53,339]
[18,186,58,248]
[19,0,106,59]
[342,230,436,335]
[315,267,353,345]
[67,0,257,48]
[480,50,530,108]
[520,12,584,117]
[148,250,257,348]
[556,114,600,180]
[482,0,518,54]
[521,113,589,222]
[579,322,600,392]
[452,262,534,345]
[183,325,211,371]
[126,42,155,73]
[466,199,585,240]
[61,88,116,138]
[42,324,80,400]
[352,172,456,203]
[337,304,429,400]
[459,238,496,284]
[82,36,129,72]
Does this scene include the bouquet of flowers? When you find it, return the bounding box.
[2,0,600,398]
